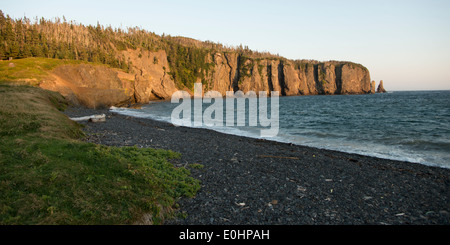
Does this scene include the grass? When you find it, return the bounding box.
[0,83,200,224]
[0,57,87,85]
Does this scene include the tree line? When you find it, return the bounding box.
[0,10,280,88]
[0,11,167,71]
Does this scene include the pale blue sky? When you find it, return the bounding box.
[2,0,450,90]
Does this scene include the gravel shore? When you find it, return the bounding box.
[64,106,450,225]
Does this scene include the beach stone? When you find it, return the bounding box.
[63,106,450,225]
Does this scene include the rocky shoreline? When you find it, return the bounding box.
[64,106,449,225]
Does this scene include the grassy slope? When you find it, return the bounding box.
[0,83,200,224]
[0,58,87,85]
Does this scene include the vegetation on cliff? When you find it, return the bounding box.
[0,57,84,83]
[0,10,372,105]
[0,83,200,224]
[164,42,214,88]
[0,12,126,69]
[0,10,281,89]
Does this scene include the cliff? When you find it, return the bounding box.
[377,80,387,93]
[0,11,373,108]
[38,49,180,108]
[38,50,372,108]
[206,55,371,96]
[39,63,134,108]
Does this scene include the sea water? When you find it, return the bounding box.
[111,91,450,169]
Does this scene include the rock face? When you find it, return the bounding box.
[40,64,134,108]
[120,49,179,102]
[371,81,376,93]
[40,49,180,108]
[40,50,373,108]
[204,55,371,97]
[377,80,387,93]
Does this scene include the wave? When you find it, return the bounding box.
[109,90,450,169]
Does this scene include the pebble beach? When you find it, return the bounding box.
[64,106,450,225]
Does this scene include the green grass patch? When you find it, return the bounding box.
[0,84,200,224]
[0,57,86,85]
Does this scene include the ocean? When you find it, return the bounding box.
[111,91,450,169]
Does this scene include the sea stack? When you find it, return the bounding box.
[377,80,387,93]
[371,80,376,93]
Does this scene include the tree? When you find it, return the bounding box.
[30,27,43,57]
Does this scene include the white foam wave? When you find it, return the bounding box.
[110,107,450,169]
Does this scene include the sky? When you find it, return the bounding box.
[2,0,450,90]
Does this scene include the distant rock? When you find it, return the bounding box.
[377,80,387,93]
[371,81,376,93]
